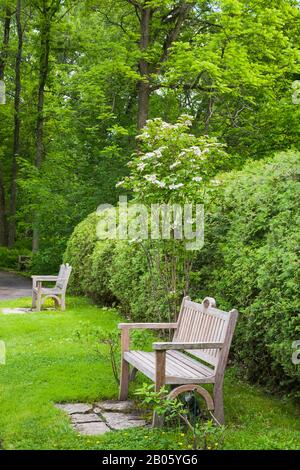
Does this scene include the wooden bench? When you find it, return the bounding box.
[18,255,31,271]
[31,263,72,312]
[118,296,238,425]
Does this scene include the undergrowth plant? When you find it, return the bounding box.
[135,384,225,450]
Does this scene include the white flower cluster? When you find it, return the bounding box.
[190,146,202,156]
[140,147,166,161]
[180,114,194,127]
[144,174,166,188]
[137,162,146,171]
[169,183,184,190]
[211,179,221,186]
[169,161,181,169]
[160,122,173,129]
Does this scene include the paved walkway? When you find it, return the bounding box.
[55,400,146,435]
[0,271,32,300]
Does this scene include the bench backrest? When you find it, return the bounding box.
[55,264,72,291]
[173,296,238,373]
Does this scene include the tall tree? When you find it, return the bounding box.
[0,2,12,246]
[8,0,23,247]
[124,0,196,129]
[32,0,62,252]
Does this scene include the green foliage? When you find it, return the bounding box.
[109,240,174,322]
[119,115,228,204]
[165,0,300,158]
[136,383,185,419]
[1,0,300,257]
[74,324,155,386]
[31,241,66,274]
[74,324,121,386]
[192,150,300,396]
[64,210,116,304]
[109,115,229,322]
[87,240,117,305]
[0,247,31,270]
[63,212,99,295]
[65,116,223,319]
[135,383,226,450]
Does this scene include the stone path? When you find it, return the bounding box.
[55,400,147,435]
[0,271,32,300]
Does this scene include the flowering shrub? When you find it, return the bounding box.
[113,116,229,322]
[65,117,229,313]
[118,115,227,204]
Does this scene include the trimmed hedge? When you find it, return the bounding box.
[88,240,116,305]
[63,212,100,295]
[109,241,174,322]
[64,151,300,396]
[63,210,116,304]
[191,151,300,396]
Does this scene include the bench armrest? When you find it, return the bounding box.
[118,322,177,330]
[153,341,223,351]
[31,276,58,281]
[32,275,58,289]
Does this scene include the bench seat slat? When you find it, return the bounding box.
[33,287,63,295]
[124,351,155,381]
[124,350,215,385]
[168,351,214,378]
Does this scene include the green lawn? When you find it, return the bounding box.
[0,296,299,450]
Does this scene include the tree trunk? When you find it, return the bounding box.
[8,0,23,248]
[0,5,11,80]
[0,5,12,246]
[0,173,7,246]
[32,1,61,252]
[32,12,51,253]
[137,7,151,130]
[35,20,50,170]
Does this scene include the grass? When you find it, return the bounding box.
[0,296,299,450]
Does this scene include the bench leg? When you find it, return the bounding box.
[60,295,65,311]
[119,329,130,401]
[119,358,129,400]
[153,407,165,427]
[153,350,166,427]
[36,292,42,312]
[32,291,37,309]
[213,383,225,425]
[53,296,60,309]
[130,367,138,382]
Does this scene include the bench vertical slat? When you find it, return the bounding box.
[173,297,230,367]
[119,328,130,400]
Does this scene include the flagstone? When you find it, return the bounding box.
[102,412,146,430]
[95,400,135,413]
[55,403,92,414]
[74,422,110,435]
[55,401,146,435]
[71,413,102,424]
